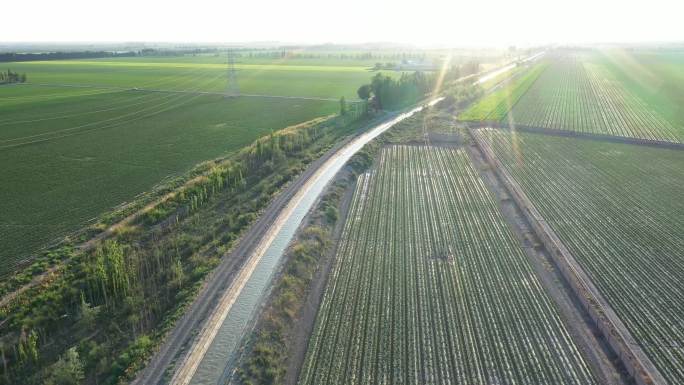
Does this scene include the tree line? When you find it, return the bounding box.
[356,60,481,110]
[0,51,137,62]
[0,48,229,62]
[242,50,430,61]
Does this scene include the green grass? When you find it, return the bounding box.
[478,63,528,91]
[0,86,338,275]
[459,61,547,121]
[476,128,684,384]
[300,144,597,385]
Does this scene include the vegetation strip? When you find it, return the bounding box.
[229,153,358,385]
[168,137,354,385]
[459,61,547,122]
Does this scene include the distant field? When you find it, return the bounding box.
[0,76,338,274]
[5,57,383,99]
[476,129,684,383]
[603,51,684,127]
[300,145,597,385]
[461,50,684,143]
[507,53,684,142]
[87,53,402,67]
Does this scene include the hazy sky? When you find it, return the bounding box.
[3,0,683,46]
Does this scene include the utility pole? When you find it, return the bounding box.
[225,49,239,98]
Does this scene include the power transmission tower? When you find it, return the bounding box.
[225,50,239,98]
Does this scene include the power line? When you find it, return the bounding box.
[225,50,239,98]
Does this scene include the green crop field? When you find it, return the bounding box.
[299,145,597,385]
[460,50,684,143]
[0,55,374,275]
[475,128,684,383]
[506,53,684,142]
[5,58,383,99]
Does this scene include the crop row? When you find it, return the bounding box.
[298,145,597,385]
[505,55,683,143]
[475,128,684,384]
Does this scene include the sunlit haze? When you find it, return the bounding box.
[3,0,683,46]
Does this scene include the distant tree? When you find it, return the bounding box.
[461,60,480,76]
[370,73,391,109]
[18,329,39,364]
[78,292,99,329]
[45,347,84,385]
[170,258,185,288]
[0,69,26,84]
[448,65,461,81]
[325,205,338,223]
[357,84,371,100]
[339,96,347,115]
